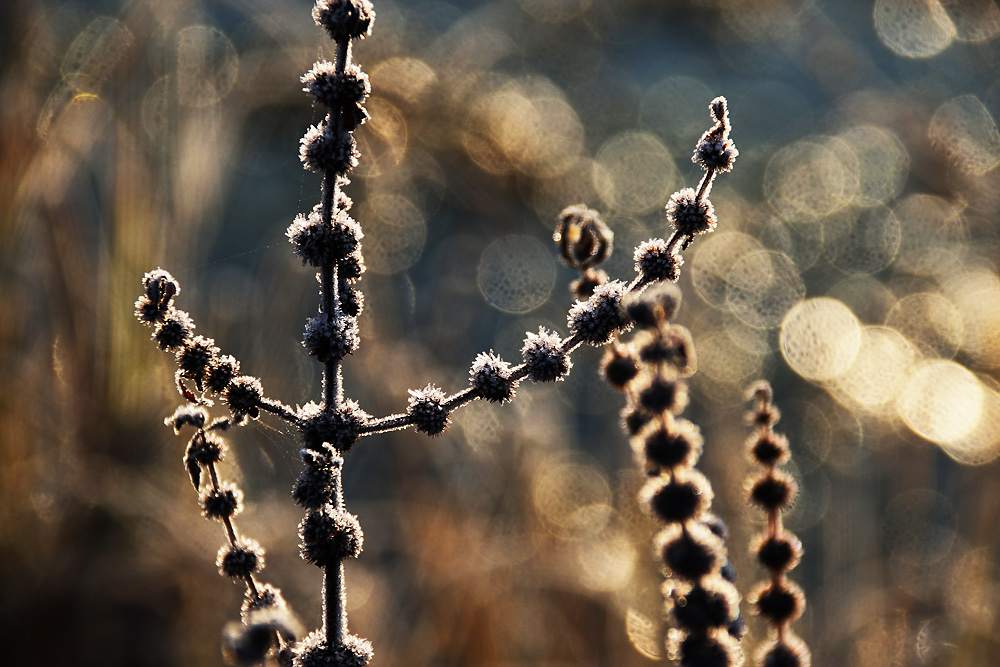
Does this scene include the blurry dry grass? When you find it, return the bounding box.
[3,0,1000,665]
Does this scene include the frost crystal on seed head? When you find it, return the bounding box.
[470,351,515,403]
[666,188,716,237]
[521,327,571,382]
[407,384,451,435]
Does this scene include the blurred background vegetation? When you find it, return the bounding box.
[3,0,1000,665]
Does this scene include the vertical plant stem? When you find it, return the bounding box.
[318,37,355,646]
[320,38,351,411]
[323,462,348,645]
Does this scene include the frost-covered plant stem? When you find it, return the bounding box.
[134,1,743,662]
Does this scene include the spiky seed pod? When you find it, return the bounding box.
[299,400,369,453]
[201,482,244,519]
[134,294,168,325]
[752,532,802,573]
[293,630,373,667]
[641,468,714,524]
[302,313,360,363]
[339,282,364,317]
[298,506,364,566]
[567,280,631,345]
[634,238,681,285]
[635,417,703,470]
[300,121,360,175]
[176,335,219,387]
[600,346,640,390]
[655,521,724,580]
[747,429,791,467]
[748,469,798,512]
[241,582,288,619]
[670,576,740,634]
[292,461,336,509]
[225,375,264,422]
[142,268,179,306]
[469,352,516,403]
[635,370,689,415]
[553,204,613,270]
[153,309,195,351]
[205,354,240,394]
[184,431,226,489]
[635,325,696,375]
[755,633,811,667]
[521,327,572,382]
[312,0,375,42]
[621,404,653,436]
[751,579,806,625]
[407,384,450,436]
[677,630,742,667]
[302,61,371,126]
[218,539,265,579]
[288,207,365,267]
[666,187,717,237]
[339,249,366,282]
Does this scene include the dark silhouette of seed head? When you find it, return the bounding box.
[407,384,451,436]
[218,539,265,579]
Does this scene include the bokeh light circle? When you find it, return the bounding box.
[874,0,956,59]
[691,232,766,307]
[358,194,428,274]
[780,298,861,382]
[826,204,901,275]
[478,236,556,313]
[725,250,805,329]
[176,26,239,107]
[833,326,916,414]
[837,125,909,205]
[898,360,984,446]
[929,95,1000,176]
[765,138,858,221]
[886,293,963,359]
[593,132,677,214]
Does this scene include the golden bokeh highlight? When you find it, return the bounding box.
[941,268,1000,368]
[885,293,963,359]
[892,194,966,277]
[780,298,861,382]
[464,77,583,178]
[353,96,408,178]
[725,250,805,329]
[874,0,956,58]
[765,137,858,221]
[593,132,678,215]
[691,232,766,307]
[837,126,909,205]
[369,57,438,107]
[898,360,983,446]
[531,458,614,540]
[574,529,635,592]
[833,326,916,414]
[929,95,1000,176]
